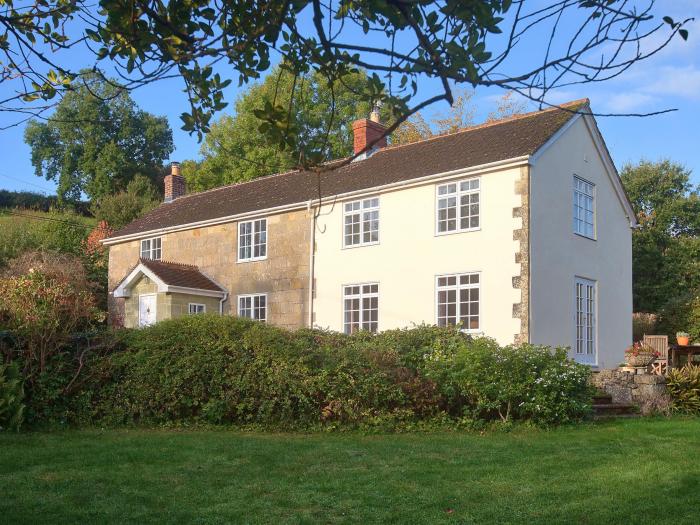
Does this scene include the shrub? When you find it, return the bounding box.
[632,312,657,342]
[666,365,700,414]
[0,361,25,431]
[423,339,593,425]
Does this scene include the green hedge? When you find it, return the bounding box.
[56,315,592,429]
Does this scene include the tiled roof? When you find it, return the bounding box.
[109,99,589,239]
[140,259,224,292]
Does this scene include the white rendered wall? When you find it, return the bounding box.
[313,166,523,345]
[529,116,633,368]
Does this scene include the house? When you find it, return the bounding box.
[104,98,636,368]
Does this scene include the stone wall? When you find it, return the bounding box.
[108,208,312,329]
[591,369,670,415]
[512,165,530,345]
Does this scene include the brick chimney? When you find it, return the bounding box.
[352,105,387,157]
[164,162,185,203]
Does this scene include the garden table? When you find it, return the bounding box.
[669,345,700,369]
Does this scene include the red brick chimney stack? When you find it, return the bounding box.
[164,162,185,203]
[352,105,387,157]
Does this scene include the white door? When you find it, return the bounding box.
[138,294,157,327]
[574,278,597,365]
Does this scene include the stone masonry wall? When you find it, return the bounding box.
[512,165,530,344]
[108,208,312,330]
[591,369,670,415]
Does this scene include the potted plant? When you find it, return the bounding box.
[624,342,659,367]
[677,332,690,346]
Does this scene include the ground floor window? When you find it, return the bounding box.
[343,283,378,334]
[238,294,267,322]
[436,272,480,330]
[574,277,596,364]
[188,303,206,315]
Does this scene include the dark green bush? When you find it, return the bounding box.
[667,365,700,414]
[76,316,592,429]
[0,361,24,431]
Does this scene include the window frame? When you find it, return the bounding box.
[435,272,481,332]
[237,293,267,322]
[342,282,379,334]
[140,237,162,260]
[237,218,268,262]
[435,177,481,236]
[342,197,380,248]
[573,176,596,240]
[573,276,597,365]
[188,303,206,315]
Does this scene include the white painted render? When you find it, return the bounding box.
[529,115,633,368]
[313,166,524,345]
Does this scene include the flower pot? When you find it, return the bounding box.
[677,336,690,346]
[624,352,657,367]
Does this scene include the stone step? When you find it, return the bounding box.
[592,403,637,416]
[593,413,641,421]
[593,394,613,405]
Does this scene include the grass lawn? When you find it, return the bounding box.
[2,418,700,524]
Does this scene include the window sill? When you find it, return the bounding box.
[342,241,380,250]
[435,227,481,238]
[237,256,268,264]
[573,232,597,241]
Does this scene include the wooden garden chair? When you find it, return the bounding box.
[644,334,669,375]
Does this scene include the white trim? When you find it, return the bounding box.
[140,236,162,260]
[573,175,596,240]
[435,271,481,333]
[434,177,481,236]
[112,262,227,298]
[342,196,380,249]
[237,218,268,263]
[573,276,598,366]
[237,293,268,322]
[529,110,637,228]
[138,293,157,327]
[188,303,206,314]
[342,282,379,334]
[102,156,530,245]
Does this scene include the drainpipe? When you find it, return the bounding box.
[307,200,316,328]
[219,292,228,315]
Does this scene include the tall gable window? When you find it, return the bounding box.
[436,178,480,234]
[238,219,267,261]
[436,273,480,330]
[344,198,379,247]
[343,283,378,334]
[573,176,595,238]
[238,294,267,322]
[140,237,162,260]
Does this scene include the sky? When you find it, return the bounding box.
[0,1,698,196]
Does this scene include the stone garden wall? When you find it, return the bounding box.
[591,369,671,415]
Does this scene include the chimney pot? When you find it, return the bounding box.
[164,161,185,202]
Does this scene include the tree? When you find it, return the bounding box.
[185,67,377,190]
[90,175,161,230]
[392,90,528,145]
[621,160,700,314]
[23,72,173,202]
[1,1,691,163]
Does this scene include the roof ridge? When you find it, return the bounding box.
[376,98,590,153]
[140,258,200,270]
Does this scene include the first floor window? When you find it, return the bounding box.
[344,197,379,247]
[343,283,378,334]
[575,277,596,363]
[436,273,480,330]
[238,294,267,322]
[140,237,162,260]
[436,178,480,233]
[238,218,267,261]
[188,303,206,314]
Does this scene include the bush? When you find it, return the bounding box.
[666,365,700,414]
[0,361,25,431]
[70,316,593,429]
[423,339,593,425]
[632,312,657,342]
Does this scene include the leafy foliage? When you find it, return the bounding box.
[184,68,378,190]
[36,316,595,429]
[621,160,700,315]
[90,175,160,229]
[23,72,173,202]
[666,365,700,414]
[0,361,24,431]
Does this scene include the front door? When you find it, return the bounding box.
[138,294,157,327]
